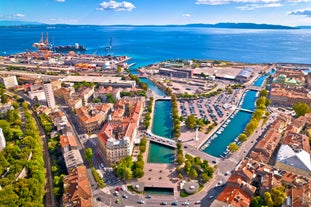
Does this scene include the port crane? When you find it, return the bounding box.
[105,37,112,55]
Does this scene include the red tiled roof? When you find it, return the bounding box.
[62,166,92,207]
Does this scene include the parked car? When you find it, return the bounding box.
[194,200,201,205]
[160,201,168,205]
[137,200,145,204]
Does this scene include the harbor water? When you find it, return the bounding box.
[203,89,257,157]
[147,100,175,164]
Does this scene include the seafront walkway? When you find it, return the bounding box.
[145,130,177,148]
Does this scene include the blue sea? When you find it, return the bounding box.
[1,25,311,70]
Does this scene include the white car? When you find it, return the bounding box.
[194,200,201,205]
[137,200,145,204]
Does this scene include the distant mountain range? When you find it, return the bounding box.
[0,20,45,26]
[0,20,309,30]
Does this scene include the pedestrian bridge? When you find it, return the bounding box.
[153,95,171,101]
[247,86,262,91]
[238,108,254,113]
[145,131,177,148]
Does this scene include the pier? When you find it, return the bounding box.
[145,131,177,148]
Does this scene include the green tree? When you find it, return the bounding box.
[260,89,268,97]
[133,168,144,178]
[84,148,93,164]
[264,192,273,207]
[228,143,239,152]
[293,102,311,117]
[185,115,197,129]
[238,133,248,142]
[106,94,116,104]
[176,153,185,165]
[271,186,286,206]
[189,168,198,179]
[200,173,210,183]
[251,196,265,207]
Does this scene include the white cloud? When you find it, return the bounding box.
[97,0,135,11]
[237,3,282,10]
[182,13,192,17]
[15,13,25,17]
[55,0,65,2]
[195,0,311,5]
[289,8,311,17]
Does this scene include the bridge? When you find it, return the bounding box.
[247,85,262,91]
[145,131,177,148]
[153,95,171,101]
[237,108,254,113]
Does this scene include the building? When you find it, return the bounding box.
[97,97,143,165]
[0,128,6,151]
[250,116,289,163]
[0,75,18,89]
[63,149,84,170]
[43,80,56,108]
[235,67,254,82]
[62,166,92,207]
[28,90,46,101]
[275,144,311,178]
[76,103,113,133]
[93,86,121,102]
[60,132,78,153]
[158,67,194,79]
[211,186,252,207]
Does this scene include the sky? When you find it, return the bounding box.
[1,0,311,26]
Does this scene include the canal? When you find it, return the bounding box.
[140,78,175,164]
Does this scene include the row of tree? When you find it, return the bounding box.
[176,88,223,99]
[228,90,270,153]
[0,102,45,206]
[143,97,154,128]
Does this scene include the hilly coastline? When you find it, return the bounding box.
[0,20,299,30]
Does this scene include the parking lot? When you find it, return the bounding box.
[178,89,241,122]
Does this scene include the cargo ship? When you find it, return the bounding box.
[53,43,86,52]
[33,32,86,53]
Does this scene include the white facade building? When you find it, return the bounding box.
[0,128,6,151]
[43,80,56,108]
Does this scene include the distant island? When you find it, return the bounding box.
[0,20,305,30]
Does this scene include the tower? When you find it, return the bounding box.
[43,80,56,108]
[0,128,6,151]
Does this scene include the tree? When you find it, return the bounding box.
[185,115,196,129]
[264,192,273,207]
[238,133,248,142]
[293,102,311,117]
[189,168,198,179]
[123,167,133,180]
[106,94,116,104]
[251,196,265,207]
[271,186,286,206]
[133,168,144,178]
[228,143,239,152]
[200,173,210,183]
[84,148,93,165]
[260,89,268,97]
[176,154,184,165]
